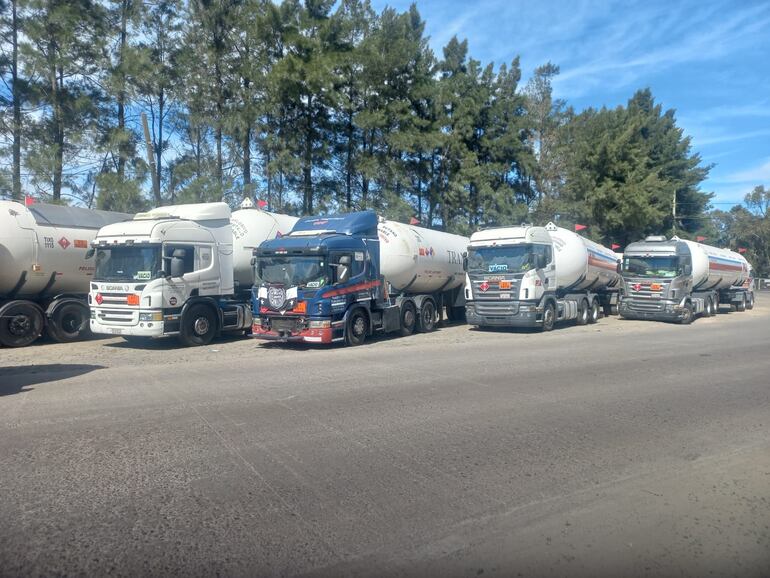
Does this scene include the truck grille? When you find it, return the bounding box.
[474,302,520,315]
[625,280,671,298]
[470,278,520,301]
[95,308,138,325]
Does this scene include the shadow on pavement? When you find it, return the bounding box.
[0,364,105,397]
[103,332,248,350]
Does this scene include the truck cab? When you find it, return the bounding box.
[619,236,694,322]
[252,212,387,345]
[89,203,252,345]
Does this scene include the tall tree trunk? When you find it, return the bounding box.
[346,108,353,210]
[155,89,164,205]
[416,151,423,221]
[11,0,22,200]
[243,125,251,190]
[51,59,64,202]
[303,101,313,214]
[117,0,129,179]
[215,62,223,188]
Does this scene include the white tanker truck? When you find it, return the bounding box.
[0,200,131,347]
[464,222,622,330]
[619,235,754,323]
[88,202,298,346]
[252,211,468,345]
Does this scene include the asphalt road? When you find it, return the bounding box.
[1,296,769,577]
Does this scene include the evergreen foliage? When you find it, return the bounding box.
[0,0,727,245]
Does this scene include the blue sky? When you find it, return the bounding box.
[371,0,770,208]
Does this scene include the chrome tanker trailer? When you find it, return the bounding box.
[464,222,622,330]
[619,235,753,323]
[0,200,130,347]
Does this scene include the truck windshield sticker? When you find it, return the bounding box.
[135,271,151,280]
[489,264,508,272]
[306,280,323,288]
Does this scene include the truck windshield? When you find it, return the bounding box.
[94,245,163,282]
[467,245,537,274]
[622,256,680,278]
[257,256,328,288]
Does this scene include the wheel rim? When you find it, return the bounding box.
[353,315,366,337]
[422,304,434,328]
[544,306,554,328]
[62,311,83,333]
[194,316,210,336]
[9,314,31,336]
[404,307,415,328]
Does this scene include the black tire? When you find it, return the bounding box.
[610,304,619,316]
[0,301,44,347]
[179,304,218,346]
[679,302,694,325]
[576,299,589,325]
[746,293,754,310]
[588,299,600,324]
[345,309,368,346]
[47,301,91,343]
[399,302,416,336]
[416,300,436,333]
[541,302,555,332]
[735,294,746,312]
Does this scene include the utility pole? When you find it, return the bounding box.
[142,112,160,203]
[672,189,677,235]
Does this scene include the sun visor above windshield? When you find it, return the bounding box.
[289,211,378,237]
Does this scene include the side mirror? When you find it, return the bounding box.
[536,255,547,269]
[338,265,350,284]
[616,260,622,274]
[682,264,692,276]
[339,255,351,266]
[462,252,468,272]
[170,249,186,278]
[85,248,95,259]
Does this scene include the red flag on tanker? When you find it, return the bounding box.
[696,236,706,242]
[738,247,747,253]
[257,199,268,209]
[409,217,419,225]
[611,243,621,250]
[24,195,34,206]
[574,224,587,232]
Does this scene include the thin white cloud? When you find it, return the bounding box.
[722,158,770,184]
[693,129,770,148]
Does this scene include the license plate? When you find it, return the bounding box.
[110,328,123,335]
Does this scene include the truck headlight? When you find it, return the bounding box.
[90,309,96,319]
[139,312,163,322]
[309,320,331,328]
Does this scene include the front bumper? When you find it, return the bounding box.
[466,301,539,327]
[90,316,166,337]
[619,298,685,322]
[252,316,338,344]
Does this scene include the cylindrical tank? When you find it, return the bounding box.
[378,219,469,294]
[681,239,749,291]
[0,201,130,299]
[231,208,298,289]
[545,224,621,292]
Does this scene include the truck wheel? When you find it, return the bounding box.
[346,309,368,346]
[679,302,694,325]
[541,302,555,332]
[179,304,218,346]
[746,293,754,310]
[735,294,746,312]
[417,300,436,333]
[576,299,589,325]
[0,301,44,347]
[399,302,416,336]
[702,297,713,317]
[47,301,91,343]
[588,299,600,324]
